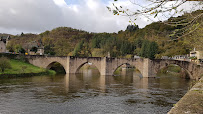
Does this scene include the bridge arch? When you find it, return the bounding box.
[158,63,192,79]
[155,60,194,79]
[172,63,192,79]
[112,62,143,77]
[75,62,101,74]
[113,63,130,74]
[46,61,67,74]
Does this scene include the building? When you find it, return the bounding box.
[0,36,10,53]
[190,48,203,64]
[24,40,44,55]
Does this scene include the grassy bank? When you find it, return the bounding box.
[0,59,56,77]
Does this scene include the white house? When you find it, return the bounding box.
[190,48,203,64]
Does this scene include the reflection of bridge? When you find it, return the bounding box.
[26,56,203,79]
[64,73,150,93]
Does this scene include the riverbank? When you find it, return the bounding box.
[0,59,56,78]
[168,77,203,114]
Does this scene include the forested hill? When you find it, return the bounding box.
[6,10,203,58]
[7,27,93,56]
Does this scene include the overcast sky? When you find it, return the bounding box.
[0,0,201,35]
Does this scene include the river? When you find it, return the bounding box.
[0,69,191,114]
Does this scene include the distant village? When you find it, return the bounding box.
[0,35,44,55]
[0,35,202,64]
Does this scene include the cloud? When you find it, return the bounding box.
[0,0,131,35]
[0,0,200,35]
[60,0,131,32]
[0,0,64,34]
[53,0,67,6]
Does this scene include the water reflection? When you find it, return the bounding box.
[63,69,151,94]
[0,69,191,114]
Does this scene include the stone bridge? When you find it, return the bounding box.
[26,56,203,79]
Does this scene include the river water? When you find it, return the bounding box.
[0,69,191,114]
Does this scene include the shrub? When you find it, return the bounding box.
[190,56,197,60]
[0,57,12,73]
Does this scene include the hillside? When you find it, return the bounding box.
[5,10,203,58]
[116,10,203,57]
[7,27,93,56]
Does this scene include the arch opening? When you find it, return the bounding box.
[47,62,66,74]
[113,63,143,78]
[157,64,191,79]
[76,62,100,75]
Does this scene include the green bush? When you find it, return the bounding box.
[190,56,197,60]
[0,57,12,73]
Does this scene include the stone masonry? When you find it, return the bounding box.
[26,55,203,79]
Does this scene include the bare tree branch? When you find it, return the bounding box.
[108,0,203,40]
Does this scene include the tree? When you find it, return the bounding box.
[21,32,24,36]
[108,0,203,40]
[30,47,38,53]
[91,37,100,48]
[18,48,26,54]
[120,41,133,56]
[14,44,22,53]
[44,45,55,55]
[0,57,11,73]
[134,38,143,48]
[82,42,92,57]
[6,45,14,52]
[6,41,15,53]
[73,40,84,57]
[139,40,158,59]
[140,40,150,58]
[73,40,92,57]
[126,24,139,32]
[148,41,159,59]
[39,30,50,37]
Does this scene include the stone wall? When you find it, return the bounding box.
[168,77,203,114]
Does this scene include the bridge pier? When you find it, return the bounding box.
[100,57,108,75]
[142,59,156,78]
[99,57,155,78]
